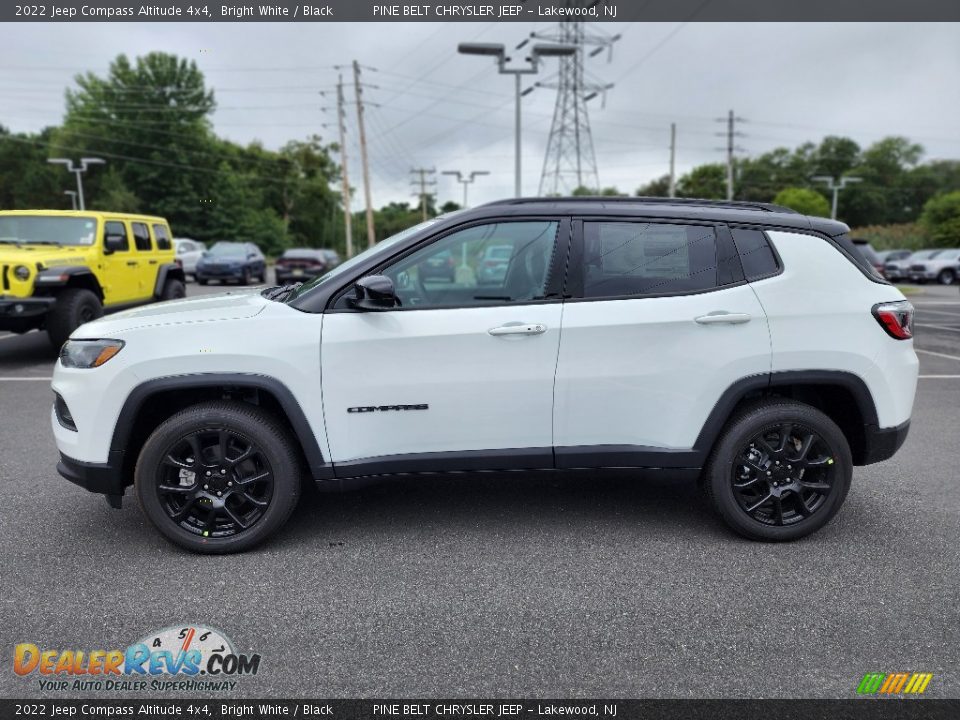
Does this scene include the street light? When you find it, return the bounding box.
[458,42,576,197]
[812,175,863,220]
[442,170,491,209]
[63,190,78,210]
[47,157,105,211]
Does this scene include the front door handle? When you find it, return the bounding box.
[488,323,547,336]
[695,312,752,325]
[126,261,138,267]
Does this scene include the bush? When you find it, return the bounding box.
[920,191,960,247]
[847,223,930,251]
[772,187,831,217]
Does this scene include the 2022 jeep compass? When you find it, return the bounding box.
[50,198,918,553]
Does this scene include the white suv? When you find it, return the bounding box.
[51,198,918,553]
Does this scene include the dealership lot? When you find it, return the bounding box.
[1,281,958,698]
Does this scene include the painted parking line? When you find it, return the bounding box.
[919,375,960,379]
[916,308,960,318]
[916,348,960,363]
[0,377,52,381]
[916,323,960,333]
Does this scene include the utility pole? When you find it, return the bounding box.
[410,168,436,222]
[715,110,745,201]
[335,76,353,259]
[812,175,863,220]
[352,60,376,248]
[47,157,105,211]
[441,170,490,209]
[668,123,677,198]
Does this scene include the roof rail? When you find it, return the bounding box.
[487,196,799,214]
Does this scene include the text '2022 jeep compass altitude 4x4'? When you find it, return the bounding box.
[50,198,918,553]
[0,210,186,348]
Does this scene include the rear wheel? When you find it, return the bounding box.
[46,288,103,349]
[135,402,302,553]
[197,277,209,286]
[160,277,186,301]
[937,269,956,285]
[704,400,852,541]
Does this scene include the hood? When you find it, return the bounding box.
[73,288,269,338]
[0,244,95,266]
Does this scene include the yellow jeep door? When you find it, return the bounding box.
[100,219,141,306]
[131,221,160,300]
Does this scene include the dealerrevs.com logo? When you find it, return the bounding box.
[13,625,261,692]
[857,672,933,695]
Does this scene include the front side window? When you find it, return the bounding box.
[379,220,559,309]
[103,221,129,252]
[580,221,719,298]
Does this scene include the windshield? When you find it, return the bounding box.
[913,250,940,259]
[208,244,247,257]
[0,215,98,246]
[285,218,441,301]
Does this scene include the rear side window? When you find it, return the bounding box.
[132,222,152,252]
[152,224,171,250]
[581,221,719,298]
[731,228,779,280]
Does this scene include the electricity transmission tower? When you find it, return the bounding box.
[527,12,619,196]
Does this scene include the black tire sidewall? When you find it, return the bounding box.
[161,278,186,300]
[47,288,103,349]
[938,269,955,285]
[135,403,301,553]
[706,402,852,541]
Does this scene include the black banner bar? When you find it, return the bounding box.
[2,700,959,720]
[4,0,960,23]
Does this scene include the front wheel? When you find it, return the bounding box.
[937,269,956,285]
[46,288,103,349]
[135,402,302,553]
[703,400,852,541]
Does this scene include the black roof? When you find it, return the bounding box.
[461,196,849,236]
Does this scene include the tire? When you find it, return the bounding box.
[135,401,302,554]
[241,268,252,285]
[197,278,209,286]
[703,399,852,542]
[159,277,186,301]
[937,269,956,285]
[46,288,103,349]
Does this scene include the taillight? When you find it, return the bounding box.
[872,300,914,340]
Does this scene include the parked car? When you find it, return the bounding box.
[173,238,206,278]
[851,238,885,277]
[876,249,911,278]
[195,242,266,285]
[884,249,942,282]
[51,197,917,553]
[275,248,329,284]
[0,210,184,348]
[320,249,341,269]
[478,244,514,285]
[906,248,960,285]
[419,248,456,282]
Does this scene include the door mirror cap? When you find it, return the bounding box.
[349,275,400,311]
[103,235,126,254]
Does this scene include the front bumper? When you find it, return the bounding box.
[859,420,910,465]
[907,269,935,281]
[0,295,54,319]
[57,450,126,508]
[197,265,245,279]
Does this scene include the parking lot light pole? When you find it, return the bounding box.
[47,157,105,211]
[63,190,78,210]
[458,42,575,198]
[812,175,863,220]
[442,170,491,209]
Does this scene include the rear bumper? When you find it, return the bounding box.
[859,420,910,465]
[276,270,322,283]
[57,451,126,508]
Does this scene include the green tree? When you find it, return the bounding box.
[677,164,727,199]
[920,191,960,246]
[636,175,670,197]
[0,126,66,209]
[773,187,831,217]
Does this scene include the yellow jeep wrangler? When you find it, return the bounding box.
[0,210,186,348]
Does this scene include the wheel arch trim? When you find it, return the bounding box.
[153,263,186,297]
[110,372,332,480]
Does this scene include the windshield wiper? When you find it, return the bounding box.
[262,283,302,301]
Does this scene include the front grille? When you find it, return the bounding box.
[909,264,927,271]
[884,264,899,271]
[1,265,8,291]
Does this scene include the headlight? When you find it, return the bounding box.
[14,265,30,280]
[59,339,125,368]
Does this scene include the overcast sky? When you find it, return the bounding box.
[1,21,958,209]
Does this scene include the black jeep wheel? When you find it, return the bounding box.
[135,402,302,554]
[46,288,103,349]
[704,400,852,541]
[160,278,186,301]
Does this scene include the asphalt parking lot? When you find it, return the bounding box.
[1,278,958,699]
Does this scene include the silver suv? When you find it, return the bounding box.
[907,248,960,285]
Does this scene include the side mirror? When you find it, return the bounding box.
[103,235,126,254]
[349,275,400,311]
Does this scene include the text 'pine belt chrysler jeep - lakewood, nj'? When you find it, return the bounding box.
[50,198,918,553]
[0,210,187,348]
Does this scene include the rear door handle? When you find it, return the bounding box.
[695,312,751,325]
[126,261,138,267]
[148,259,158,265]
[488,323,547,336]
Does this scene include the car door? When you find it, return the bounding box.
[320,218,569,472]
[131,221,158,299]
[100,219,140,306]
[553,219,771,468]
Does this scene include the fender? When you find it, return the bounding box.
[111,373,332,480]
[153,263,186,297]
[34,266,103,297]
